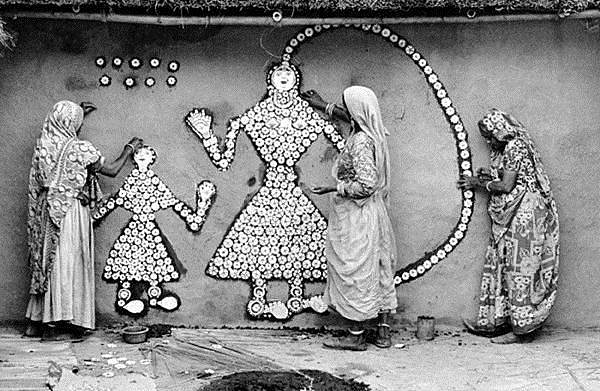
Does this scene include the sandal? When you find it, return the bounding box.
[323,329,367,351]
[374,323,392,349]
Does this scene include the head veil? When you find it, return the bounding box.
[343,86,391,197]
[481,108,552,198]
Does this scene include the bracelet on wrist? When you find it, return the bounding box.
[485,180,495,192]
[125,144,135,152]
[325,103,336,119]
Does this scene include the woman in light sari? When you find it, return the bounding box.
[303,86,397,350]
[25,100,143,339]
[458,109,560,344]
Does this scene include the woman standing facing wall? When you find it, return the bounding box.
[25,100,143,340]
[458,109,560,344]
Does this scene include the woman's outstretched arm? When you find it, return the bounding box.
[98,137,143,177]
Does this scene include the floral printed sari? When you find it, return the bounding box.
[477,109,560,335]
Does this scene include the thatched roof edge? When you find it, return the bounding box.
[0,0,598,16]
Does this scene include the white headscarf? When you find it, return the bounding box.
[343,86,391,198]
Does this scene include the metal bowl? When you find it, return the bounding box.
[121,326,149,344]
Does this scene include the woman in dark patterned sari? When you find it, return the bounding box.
[458,109,560,344]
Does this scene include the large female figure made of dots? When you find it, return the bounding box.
[93,146,216,316]
[186,62,345,320]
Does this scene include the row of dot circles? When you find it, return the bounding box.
[282,24,474,286]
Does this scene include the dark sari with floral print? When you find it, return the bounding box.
[477,111,559,335]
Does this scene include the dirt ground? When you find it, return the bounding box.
[1,325,600,391]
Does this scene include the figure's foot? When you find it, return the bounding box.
[308,295,328,314]
[155,295,180,311]
[463,319,511,338]
[67,324,93,340]
[268,301,289,320]
[374,324,392,349]
[24,321,42,338]
[41,325,71,341]
[122,299,146,315]
[490,331,534,344]
[323,330,367,351]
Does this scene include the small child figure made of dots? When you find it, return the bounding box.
[93,145,216,316]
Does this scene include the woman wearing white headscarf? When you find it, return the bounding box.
[302,87,397,350]
[25,100,143,339]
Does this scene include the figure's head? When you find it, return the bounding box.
[46,100,84,137]
[133,145,157,171]
[479,109,520,151]
[267,62,301,92]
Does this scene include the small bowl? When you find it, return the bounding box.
[122,326,149,344]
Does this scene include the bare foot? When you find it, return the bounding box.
[323,331,367,351]
[24,322,42,338]
[491,332,535,344]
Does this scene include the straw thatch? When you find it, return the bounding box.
[0,17,15,52]
[0,0,597,16]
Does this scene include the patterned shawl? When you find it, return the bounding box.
[27,100,101,294]
[342,86,391,200]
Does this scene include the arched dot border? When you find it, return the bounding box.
[282,24,475,285]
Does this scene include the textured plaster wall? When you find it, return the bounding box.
[0,19,598,328]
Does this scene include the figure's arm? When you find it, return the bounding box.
[185,108,245,171]
[168,180,217,232]
[301,94,346,152]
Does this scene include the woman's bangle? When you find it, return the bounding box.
[485,180,495,192]
[125,144,135,152]
[325,103,336,119]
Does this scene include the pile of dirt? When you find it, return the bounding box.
[202,370,371,391]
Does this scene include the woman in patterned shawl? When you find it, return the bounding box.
[303,86,397,351]
[25,100,143,339]
[458,109,560,344]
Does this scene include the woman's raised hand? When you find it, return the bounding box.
[125,137,144,154]
[301,90,326,107]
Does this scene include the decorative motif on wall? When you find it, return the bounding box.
[185,62,343,320]
[282,24,474,285]
[93,146,217,316]
[95,56,179,89]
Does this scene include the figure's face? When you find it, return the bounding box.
[134,147,154,170]
[270,65,297,92]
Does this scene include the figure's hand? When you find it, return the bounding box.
[186,108,214,139]
[197,181,217,202]
[311,185,336,195]
[76,191,91,206]
[300,90,326,108]
[457,176,480,190]
[125,137,144,155]
[80,102,97,116]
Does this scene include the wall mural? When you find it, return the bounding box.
[96,56,179,89]
[185,62,344,320]
[93,146,217,316]
[281,24,474,285]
